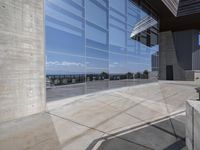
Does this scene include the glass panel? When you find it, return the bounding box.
[46,0,84,56]
[71,0,83,7]
[86,23,107,44]
[46,52,85,101]
[127,25,133,33]
[127,13,138,26]
[86,68,109,93]
[86,58,108,69]
[46,26,84,56]
[109,53,127,88]
[46,0,83,18]
[150,32,158,46]
[109,0,126,15]
[85,0,108,29]
[86,47,108,60]
[110,9,126,22]
[46,52,85,76]
[199,33,200,46]
[86,22,108,50]
[98,0,108,8]
[109,26,126,53]
[110,17,126,30]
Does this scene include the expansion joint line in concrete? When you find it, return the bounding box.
[47,112,154,150]
[47,110,185,149]
[158,84,179,140]
[85,110,186,150]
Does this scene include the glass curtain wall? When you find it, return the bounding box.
[45,0,159,101]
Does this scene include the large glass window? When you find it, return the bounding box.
[45,0,159,101]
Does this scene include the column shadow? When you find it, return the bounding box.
[85,115,186,150]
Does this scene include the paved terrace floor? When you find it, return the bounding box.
[0,81,199,150]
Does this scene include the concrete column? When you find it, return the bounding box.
[0,0,45,123]
[159,31,186,80]
[186,100,200,150]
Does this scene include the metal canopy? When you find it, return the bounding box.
[135,0,200,32]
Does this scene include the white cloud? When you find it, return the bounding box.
[46,61,84,67]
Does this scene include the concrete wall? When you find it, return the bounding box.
[173,30,200,71]
[159,31,186,80]
[173,30,193,70]
[0,0,45,123]
[186,100,200,150]
[159,30,199,81]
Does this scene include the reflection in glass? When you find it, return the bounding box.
[86,68,109,93]
[110,26,126,49]
[85,0,108,29]
[45,0,159,101]
[109,0,126,15]
[86,47,108,60]
[199,34,200,46]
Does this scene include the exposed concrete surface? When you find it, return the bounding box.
[0,81,198,150]
[159,31,187,80]
[0,0,45,123]
[159,31,198,81]
[186,100,200,150]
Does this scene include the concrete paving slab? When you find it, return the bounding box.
[50,115,104,150]
[86,114,186,150]
[103,95,141,112]
[125,101,166,122]
[0,81,198,150]
[0,113,61,150]
[50,100,120,129]
[95,113,143,133]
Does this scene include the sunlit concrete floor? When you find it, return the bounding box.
[0,81,199,150]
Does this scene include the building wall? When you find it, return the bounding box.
[173,29,200,71]
[192,30,200,70]
[0,0,45,123]
[173,30,193,70]
[159,30,199,81]
[159,31,186,80]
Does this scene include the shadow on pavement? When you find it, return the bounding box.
[86,115,186,150]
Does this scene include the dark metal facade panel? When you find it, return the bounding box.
[140,0,200,31]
